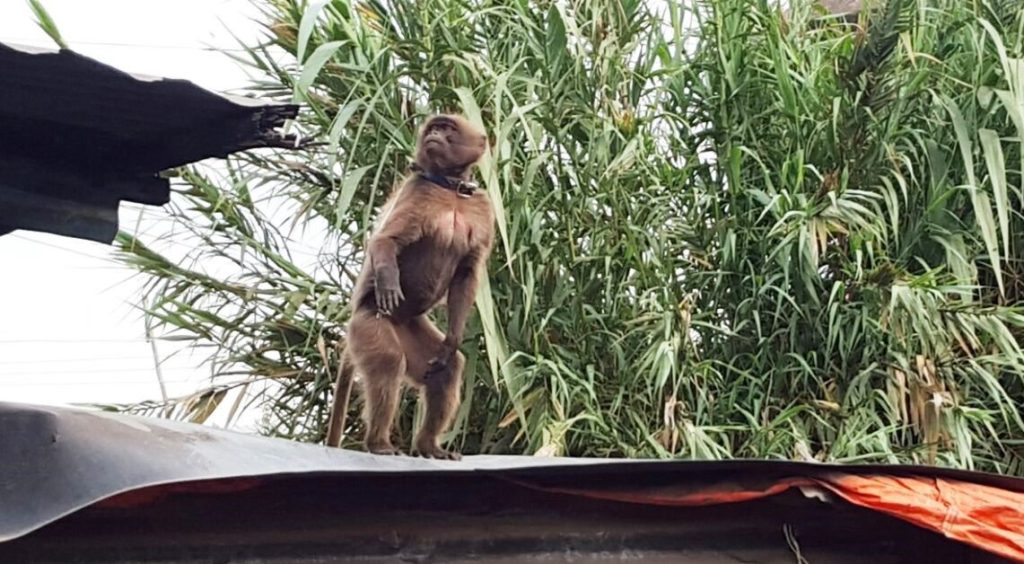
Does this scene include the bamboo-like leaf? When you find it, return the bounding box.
[294,40,345,100]
[26,0,67,49]
[335,164,373,222]
[186,389,228,424]
[991,89,1024,145]
[545,5,567,70]
[455,86,512,266]
[941,94,1004,298]
[476,271,525,433]
[296,0,328,63]
[979,129,1010,257]
[327,99,363,156]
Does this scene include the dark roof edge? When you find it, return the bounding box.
[2,41,292,110]
[0,42,303,244]
[2,401,1023,543]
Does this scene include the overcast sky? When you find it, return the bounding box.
[0,0,266,426]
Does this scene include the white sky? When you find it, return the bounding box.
[0,0,267,428]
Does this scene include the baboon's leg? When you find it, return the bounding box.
[399,316,465,460]
[347,311,406,455]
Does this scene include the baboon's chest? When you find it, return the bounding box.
[430,208,477,249]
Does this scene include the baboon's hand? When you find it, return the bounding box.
[425,341,457,378]
[374,266,404,315]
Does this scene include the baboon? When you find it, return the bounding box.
[326,114,494,460]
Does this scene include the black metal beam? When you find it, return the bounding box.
[0,42,300,244]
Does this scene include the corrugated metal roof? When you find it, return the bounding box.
[0,42,299,243]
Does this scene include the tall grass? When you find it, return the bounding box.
[115,0,1024,472]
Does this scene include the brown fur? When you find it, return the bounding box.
[326,114,494,460]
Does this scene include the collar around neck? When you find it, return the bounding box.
[410,164,478,198]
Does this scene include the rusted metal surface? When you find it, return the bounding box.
[0,401,1020,562]
[0,42,299,243]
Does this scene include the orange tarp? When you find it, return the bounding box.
[521,473,1024,562]
[822,474,1024,563]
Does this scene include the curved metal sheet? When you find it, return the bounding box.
[0,402,605,542]
[3,401,1024,544]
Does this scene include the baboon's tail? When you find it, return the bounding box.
[326,343,354,447]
